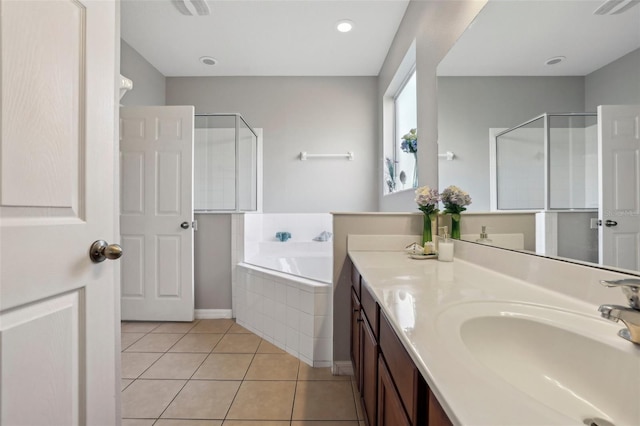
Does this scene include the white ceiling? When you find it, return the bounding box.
[120,0,410,77]
[438,0,640,76]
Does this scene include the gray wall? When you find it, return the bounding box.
[166,76,378,213]
[194,214,232,310]
[120,40,166,106]
[437,76,585,211]
[585,48,640,111]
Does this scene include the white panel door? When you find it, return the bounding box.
[120,106,195,321]
[598,105,640,271]
[0,0,118,424]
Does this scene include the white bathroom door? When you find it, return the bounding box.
[0,0,118,424]
[120,106,195,321]
[598,105,640,271]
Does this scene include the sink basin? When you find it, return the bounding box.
[437,302,640,425]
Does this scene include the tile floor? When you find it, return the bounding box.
[121,319,364,426]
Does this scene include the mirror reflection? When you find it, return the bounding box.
[436,0,640,272]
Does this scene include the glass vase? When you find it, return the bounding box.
[450,214,461,240]
[422,214,433,245]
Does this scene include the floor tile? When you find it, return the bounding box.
[122,333,146,351]
[122,419,155,426]
[245,353,299,381]
[192,353,254,380]
[121,352,162,379]
[169,333,224,353]
[121,379,134,391]
[226,381,296,420]
[121,322,160,333]
[223,422,289,426]
[292,381,358,421]
[291,422,361,426]
[212,333,261,353]
[227,323,252,334]
[298,364,351,381]
[121,379,186,418]
[162,380,240,420]
[125,333,185,352]
[140,353,207,379]
[155,420,222,426]
[190,318,235,334]
[152,321,199,333]
[256,340,286,354]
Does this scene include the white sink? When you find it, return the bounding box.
[436,302,640,425]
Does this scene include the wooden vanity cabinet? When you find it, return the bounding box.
[350,288,362,387]
[350,263,454,426]
[378,354,411,426]
[359,280,379,426]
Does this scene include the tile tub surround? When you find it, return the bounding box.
[348,244,640,425]
[234,263,332,367]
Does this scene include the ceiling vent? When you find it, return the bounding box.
[594,0,639,15]
[171,0,210,16]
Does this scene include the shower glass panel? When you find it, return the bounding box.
[238,117,258,211]
[496,116,545,210]
[548,115,598,209]
[495,113,597,211]
[194,114,258,212]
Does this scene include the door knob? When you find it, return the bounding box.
[89,240,123,263]
[180,221,190,229]
[605,220,618,227]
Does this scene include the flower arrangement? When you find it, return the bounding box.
[384,157,397,193]
[400,128,418,154]
[415,185,439,244]
[414,185,440,220]
[441,185,472,239]
[440,185,472,217]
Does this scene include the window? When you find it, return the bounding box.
[394,70,417,191]
[384,68,417,194]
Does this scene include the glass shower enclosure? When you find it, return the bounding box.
[193,114,259,212]
[494,113,598,211]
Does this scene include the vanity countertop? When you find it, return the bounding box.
[348,250,637,426]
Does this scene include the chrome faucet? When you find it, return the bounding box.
[598,279,640,344]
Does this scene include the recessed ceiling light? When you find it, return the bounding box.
[199,56,217,66]
[336,20,354,33]
[545,56,566,66]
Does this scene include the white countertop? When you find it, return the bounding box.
[348,250,634,426]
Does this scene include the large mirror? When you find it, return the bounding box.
[437,0,640,272]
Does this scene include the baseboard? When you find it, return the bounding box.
[332,360,354,376]
[195,309,233,319]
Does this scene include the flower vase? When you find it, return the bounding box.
[450,214,461,240]
[422,214,434,246]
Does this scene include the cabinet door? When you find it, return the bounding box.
[351,288,362,389]
[378,355,411,426]
[428,390,453,426]
[361,316,379,426]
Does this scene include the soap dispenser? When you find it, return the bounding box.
[438,226,454,262]
[476,225,493,245]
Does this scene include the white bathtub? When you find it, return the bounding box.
[234,242,333,366]
[244,254,332,284]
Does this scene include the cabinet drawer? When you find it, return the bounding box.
[360,280,378,337]
[351,263,361,299]
[379,313,426,425]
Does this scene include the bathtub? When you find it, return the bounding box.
[233,242,333,367]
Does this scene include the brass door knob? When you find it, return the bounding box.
[90,240,123,263]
